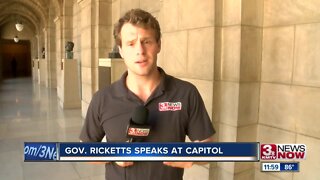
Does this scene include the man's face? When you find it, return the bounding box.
[119,23,161,77]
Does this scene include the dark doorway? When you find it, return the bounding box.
[0,39,31,79]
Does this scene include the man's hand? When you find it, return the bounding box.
[163,136,213,169]
[163,162,193,168]
[115,162,134,167]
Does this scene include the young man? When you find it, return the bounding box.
[80,9,215,180]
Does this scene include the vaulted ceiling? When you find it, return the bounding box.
[0,0,62,35]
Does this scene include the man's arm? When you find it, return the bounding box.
[163,135,214,168]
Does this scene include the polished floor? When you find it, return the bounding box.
[0,78,208,180]
[0,78,105,180]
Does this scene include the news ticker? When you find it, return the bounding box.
[24,142,306,172]
[24,142,258,162]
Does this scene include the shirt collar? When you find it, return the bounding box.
[113,67,169,98]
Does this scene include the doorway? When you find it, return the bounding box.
[0,39,31,79]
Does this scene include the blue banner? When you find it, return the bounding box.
[24,142,259,162]
[24,142,57,161]
[58,142,259,161]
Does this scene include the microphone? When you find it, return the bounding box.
[126,106,150,142]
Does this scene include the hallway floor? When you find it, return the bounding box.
[0,78,105,180]
[0,78,208,180]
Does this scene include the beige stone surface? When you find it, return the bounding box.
[178,0,214,29]
[37,60,41,84]
[254,170,292,180]
[162,31,188,77]
[81,100,90,118]
[80,3,92,28]
[213,81,239,126]
[120,0,139,15]
[81,83,93,104]
[237,125,258,142]
[214,167,234,180]
[242,0,264,26]
[238,82,260,126]
[98,26,113,50]
[262,26,294,83]
[81,28,92,49]
[257,125,296,144]
[99,1,112,26]
[259,83,296,132]
[257,125,295,180]
[140,0,161,13]
[294,23,320,87]
[60,59,81,109]
[294,86,320,138]
[162,0,179,32]
[264,0,320,26]
[295,135,320,180]
[184,164,209,180]
[218,123,236,142]
[215,0,241,26]
[187,27,214,81]
[240,26,262,82]
[32,59,39,81]
[81,49,94,67]
[110,59,127,83]
[219,26,241,81]
[180,78,213,120]
[39,59,48,86]
[81,67,92,84]
[112,0,120,25]
[234,169,255,180]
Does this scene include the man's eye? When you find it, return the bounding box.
[143,40,150,44]
[127,42,134,46]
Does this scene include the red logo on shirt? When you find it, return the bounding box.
[158,102,182,111]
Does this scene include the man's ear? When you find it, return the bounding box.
[157,40,161,53]
[118,46,124,58]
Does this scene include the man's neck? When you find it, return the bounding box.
[126,69,161,103]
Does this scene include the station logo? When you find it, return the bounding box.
[260,144,306,160]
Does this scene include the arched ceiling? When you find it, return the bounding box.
[0,0,61,35]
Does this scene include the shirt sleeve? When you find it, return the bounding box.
[79,92,105,142]
[187,85,215,141]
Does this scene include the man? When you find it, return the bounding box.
[80,8,215,180]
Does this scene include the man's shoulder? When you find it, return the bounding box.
[92,79,124,100]
[165,74,197,92]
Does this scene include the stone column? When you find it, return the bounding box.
[54,16,63,101]
[78,0,113,117]
[42,28,49,87]
[59,59,81,109]
[46,6,57,88]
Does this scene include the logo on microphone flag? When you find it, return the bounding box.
[127,127,150,137]
[159,102,182,111]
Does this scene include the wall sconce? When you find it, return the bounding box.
[15,21,24,31]
[13,36,19,43]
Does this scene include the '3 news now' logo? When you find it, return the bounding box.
[158,102,182,111]
[260,144,306,160]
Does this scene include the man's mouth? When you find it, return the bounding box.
[135,60,147,64]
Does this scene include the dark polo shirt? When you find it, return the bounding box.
[80,67,215,180]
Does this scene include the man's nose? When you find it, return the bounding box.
[135,41,145,55]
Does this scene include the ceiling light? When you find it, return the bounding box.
[13,36,19,43]
[15,21,24,31]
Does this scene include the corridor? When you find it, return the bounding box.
[0,78,105,180]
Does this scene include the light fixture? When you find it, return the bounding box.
[15,21,24,31]
[13,36,19,43]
